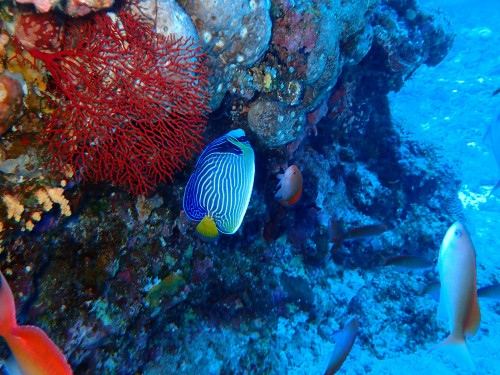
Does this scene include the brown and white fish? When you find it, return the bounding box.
[435,221,481,366]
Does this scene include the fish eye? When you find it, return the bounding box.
[454,229,462,238]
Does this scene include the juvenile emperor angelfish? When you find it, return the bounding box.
[183,129,255,241]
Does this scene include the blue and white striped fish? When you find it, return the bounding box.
[182,129,255,241]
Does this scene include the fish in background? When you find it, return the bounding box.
[477,283,500,300]
[0,270,73,375]
[433,222,481,369]
[275,165,303,206]
[426,282,500,302]
[329,218,389,251]
[384,255,433,271]
[486,109,500,192]
[183,129,255,242]
[323,315,359,375]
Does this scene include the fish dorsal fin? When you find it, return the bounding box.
[465,292,481,338]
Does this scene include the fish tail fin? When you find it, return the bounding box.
[0,271,18,337]
[196,216,219,242]
[430,334,475,372]
[10,325,73,374]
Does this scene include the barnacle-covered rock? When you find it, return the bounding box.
[245,0,379,149]
[248,99,305,147]
[0,72,24,135]
[64,0,115,17]
[15,0,60,13]
[14,12,63,52]
[370,0,454,83]
[139,0,200,41]
[178,0,272,109]
[15,0,114,16]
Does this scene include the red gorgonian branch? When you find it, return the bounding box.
[14,7,210,196]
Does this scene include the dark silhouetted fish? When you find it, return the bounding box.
[324,315,359,375]
[486,111,500,192]
[426,282,500,303]
[477,284,500,300]
[384,255,433,271]
[425,281,441,302]
[329,219,389,250]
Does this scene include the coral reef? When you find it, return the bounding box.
[0,0,463,373]
[12,6,210,196]
[15,0,114,16]
[177,0,273,110]
[0,72,24,135]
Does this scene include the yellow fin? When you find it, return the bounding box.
[196,216,219,242]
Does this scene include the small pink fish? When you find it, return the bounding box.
[434,222,481,367]
[275,165,303,206]
[0,270,73,375]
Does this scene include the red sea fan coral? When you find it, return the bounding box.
[15,8,209,196]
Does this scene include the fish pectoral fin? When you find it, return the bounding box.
[196,216,219,242]
[465,293,481,338]
[274,189,283,200]
[9,325,73,374]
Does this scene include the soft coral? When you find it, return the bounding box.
[14,7,209,196]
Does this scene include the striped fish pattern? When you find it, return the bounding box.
[183,129,255,235]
